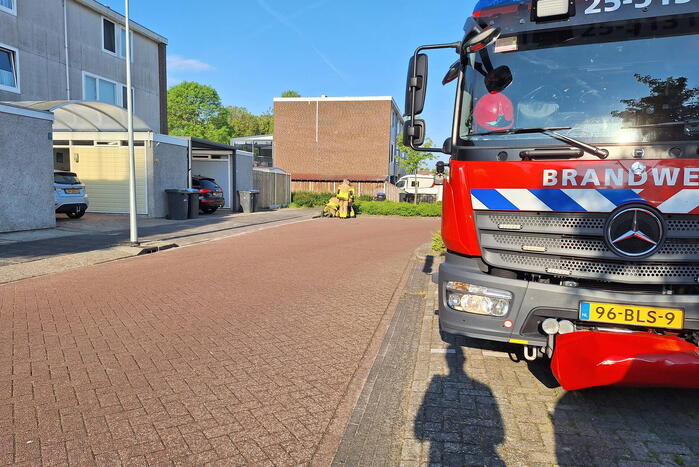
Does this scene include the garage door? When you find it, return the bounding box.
[192,158,231,209]
[71,146,148,214]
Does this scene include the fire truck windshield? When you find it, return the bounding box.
[460,17,699,150]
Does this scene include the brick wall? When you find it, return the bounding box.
[274,99,395,183]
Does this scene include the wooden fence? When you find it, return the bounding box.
[291,180,401,201]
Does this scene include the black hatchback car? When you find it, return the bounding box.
[192,176,225,214]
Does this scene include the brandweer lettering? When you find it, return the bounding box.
[543,168,699,187]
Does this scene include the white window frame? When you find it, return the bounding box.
[0,0,16,16]
[82,71,134,109]
[101,17,133,60]
[0,43,20,93]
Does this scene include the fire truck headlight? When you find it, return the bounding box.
[446,282,512,317]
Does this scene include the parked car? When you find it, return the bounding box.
[192,176,225,214]
[54,170,89,219]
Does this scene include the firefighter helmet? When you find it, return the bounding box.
[474,92,514,131]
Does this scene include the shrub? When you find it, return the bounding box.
[354,201,442,217]
[358,194,374,202]
[432,231,446,254]
[291,191,334,208]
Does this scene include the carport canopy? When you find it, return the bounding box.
[7,100,152,132]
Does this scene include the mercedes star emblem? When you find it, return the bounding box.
[605,205,666,258]
[631,161,646,176]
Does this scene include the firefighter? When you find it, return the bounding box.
[336,179,356,219]
[323,196,341,217]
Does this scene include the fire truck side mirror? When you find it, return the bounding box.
[404,53,429,117]
[403,119,425,147]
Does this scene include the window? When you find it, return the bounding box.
[83,72,134,108]
[0,45,19,92]
[102,19,116,53]
[120,85,134,109]
[54,172,81,185]
[0,0,16,16]
[102,17,132,59]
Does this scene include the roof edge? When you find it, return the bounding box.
[274,96,393,103]
[73,0,168,45]
[274,96,403,120]
[0,102,54,121]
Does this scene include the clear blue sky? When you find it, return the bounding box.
[102,0,475,142]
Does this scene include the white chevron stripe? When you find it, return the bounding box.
[658,189,699,213]
[471,196,488,210]
[497,189,552,211]
[562,189,617,213]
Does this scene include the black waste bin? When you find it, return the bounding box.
[374,192,386,202]
[250,189,261,212]
[186,189,200,219]
[238,190,254,213]
[165,189,189,220]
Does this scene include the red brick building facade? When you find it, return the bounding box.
[273,96,404,196]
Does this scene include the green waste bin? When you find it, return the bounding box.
[165,189,189,220]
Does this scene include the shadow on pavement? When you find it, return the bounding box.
[415,345,505,466]
[553,387,699,465]
[0,211,302,265]
[422,254,435,274]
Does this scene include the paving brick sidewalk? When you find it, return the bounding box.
[335,256,699,467]
[0,216,438,465]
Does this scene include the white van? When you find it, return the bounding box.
[396,174,443,202]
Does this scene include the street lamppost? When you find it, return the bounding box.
[125,0,138,245]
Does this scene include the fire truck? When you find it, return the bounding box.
[404,0,699,389]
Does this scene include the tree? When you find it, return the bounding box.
[168,82,231,143]
[227,106,274,138]
[227,106,260,138]
[257,108,274,135]
[281,90,301,98]
[396,134,436,204]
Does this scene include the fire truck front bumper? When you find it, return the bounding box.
[436,253,699,348]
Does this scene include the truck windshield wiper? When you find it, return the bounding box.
[623,120,699,129]
[470,127,609,160]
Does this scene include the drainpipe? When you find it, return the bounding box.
[187,138,193,188]
[63,0,70,99]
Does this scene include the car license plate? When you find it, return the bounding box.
[65,189,80,194]
[580,302,684,330]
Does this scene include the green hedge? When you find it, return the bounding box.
[291,191,334,208]
[354,201,442,217]
[290,192,443,217]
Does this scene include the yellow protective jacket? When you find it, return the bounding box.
[336,183,355,201]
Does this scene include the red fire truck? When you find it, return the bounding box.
[404,0,699,389]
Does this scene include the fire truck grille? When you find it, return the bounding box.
[476,212,699,285]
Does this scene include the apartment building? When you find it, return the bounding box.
[273,96,404,196]
[0,0,167,132]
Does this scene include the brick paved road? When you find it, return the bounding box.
[0,216,437,466]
